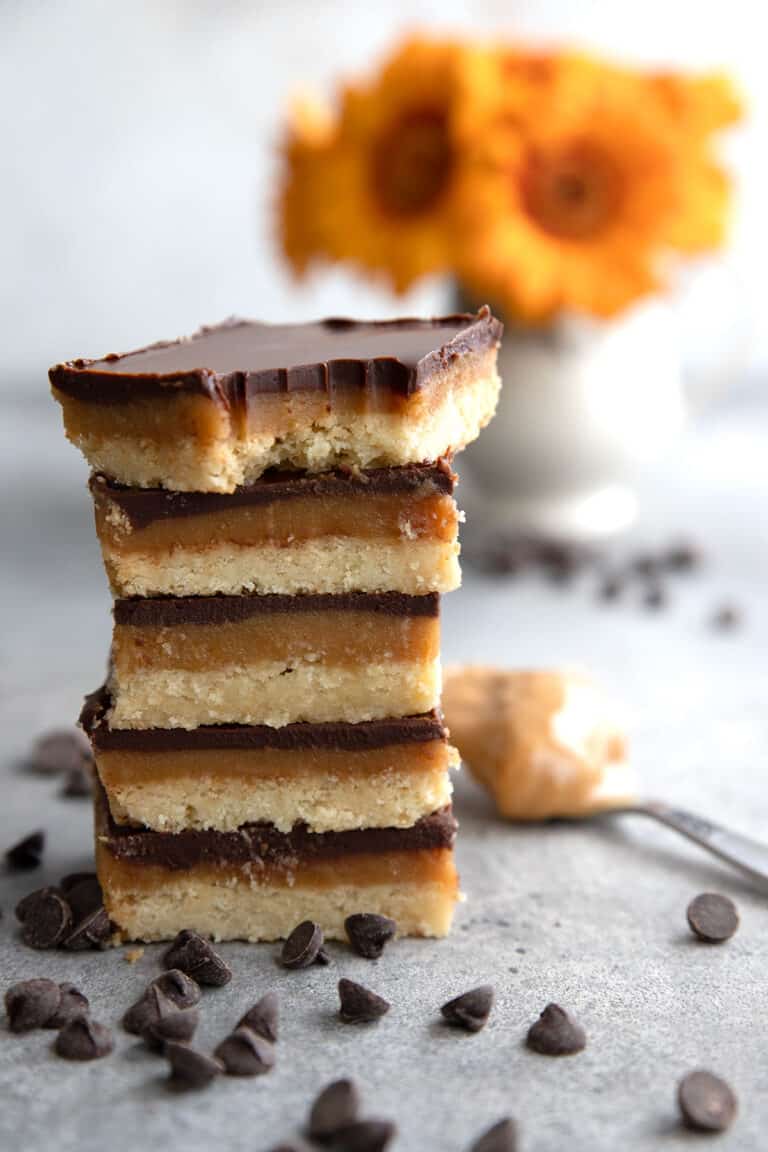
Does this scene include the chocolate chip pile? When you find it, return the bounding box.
[473,534,744,631]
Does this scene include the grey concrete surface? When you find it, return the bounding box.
[1,388,767,1151]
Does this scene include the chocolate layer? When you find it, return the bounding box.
[91,460,456,531]
[50,310,502,405]
[97,785,457,871]
[81,686,446,752]
[113,590,439,627]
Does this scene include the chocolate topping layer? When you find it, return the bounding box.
[50,310,502,405]
[113,591,439,627]
[81,687,447,752]
[91,460,456,531]
[96,786,457,871]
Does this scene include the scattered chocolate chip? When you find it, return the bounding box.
[20,887,72,950]
[55,1016,114,1060]
[63,905,111,951]
[710,603,742,631]
[344,913,397,960]
[526,1003,586,1056]
[333,1120,396,1152]
[28,729,91,776]
[632,553,660,579]
[215,1027,275,1076]
[5,830,44,871]
[281,920,324,969]
[664,539,703,572]
[678,1070,737,1132]
[123,985,176,1035]
[46,983,89,1029]
[163,930,231,986]
[5,978,61,1032]
[315,946,332,965]
[338,979,390,1024]
[165,1041,223,1089]
[469,1118,518,1152]
[441,985,494,1033]
[61,874,103,921]
[479,537,534,577]
[686,893,739,943]
[537,541,582,584]
[144,1006,199,1053]
[151,969,202,1010]
[237,990,278,1043]
[309,1078,361,1141]
[597,573,624,603]
[15,885,60,923]
[642,582,667,610]
[60,763,93,798]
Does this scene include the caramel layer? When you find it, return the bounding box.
[97,737,451,789]
[112,611,438,675]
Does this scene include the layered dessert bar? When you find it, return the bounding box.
[50,310,502,492]
[90,461,460,598]
[95,784,459,942]
[109,592,440,729]
[82,689,456,835]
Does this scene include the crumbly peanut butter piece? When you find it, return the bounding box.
[443,666,633,820]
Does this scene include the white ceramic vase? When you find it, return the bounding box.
[460,300,686,541]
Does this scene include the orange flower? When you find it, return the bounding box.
[281,37,472,292]
[456,53,735,321]
[278,94,337,277]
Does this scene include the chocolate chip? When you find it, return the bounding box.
[469,1117,518,1152]
[163,930,231,986]
[344,913,397,959]
[151,969,202,1010]
[237,990,278,1043]
[479,537,534,577]
[214,1027,275,1076]
[60,873,103,921]
[20,888,72,949]
[597,573,624,603]
[338,979,390,1024]
[166,1041,223,1089]
[632,552,659,579]
[15,885,60,923]
[46,983,89,1029]
[315,946,332,965]
[60,763,93,798]
[144,1006,199,1052]
[309,1078,361,1141]
[441,985,494,1033]
[642,582,667,610]
[665,540,703,572]
[63,905,111,951]
[333,1120,396,1152]
[123,985,176,1035]
[5,830,44,871]
[526,1003,586,1056]
[5,979,61,1032]
[28,729,91,775]
[55,1016,114,1060]
[281,920,324,969]
[710,603,742,631]
[678,1070,737,1132]
[686,892,739,943]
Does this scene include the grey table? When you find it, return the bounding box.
[1,386,766,1151]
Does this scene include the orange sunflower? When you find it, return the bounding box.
[456,57,732,322]
[282,37,472,293]
[278,94,337,277]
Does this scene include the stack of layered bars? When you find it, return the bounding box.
[51,309,502,943]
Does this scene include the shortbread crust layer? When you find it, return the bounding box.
[110,592,441,729]
[91,463,460,597]
[51,311,502,491]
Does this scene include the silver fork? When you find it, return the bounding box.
[597,800,768,890]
